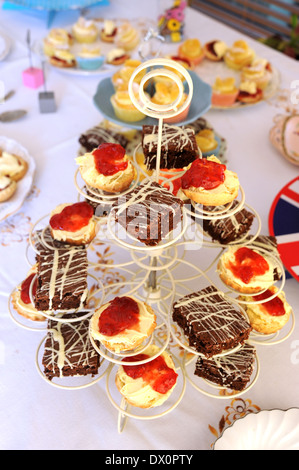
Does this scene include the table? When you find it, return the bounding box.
[0,0,298,451]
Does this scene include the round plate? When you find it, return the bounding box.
[0,32,12,62]
[93,70,212,130]
[0,136,36,222]
[214,409,299,450]
[268,176,299,282]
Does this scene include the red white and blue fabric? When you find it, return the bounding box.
[269,176,299,282]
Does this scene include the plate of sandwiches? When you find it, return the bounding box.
[0,136,36,222]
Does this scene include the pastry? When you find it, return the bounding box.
[181,156,239,206]
[43,28,73,56]
[217,245,280,294]
[100,19,117,42]
[195,129,219,157]
[76,142,135,193]
[172,285,252,358]
[0,175,17,202]
[195,342,256,391]
[142,123,199,170]
[246,235,282,281]
[241,58,272,90]
[33,229,89,312]
[90,295,157,353]
[42,313,100,381]
[202,200,255,245]
[237,81,263,104]
[11,266,45,322]
[111,59,145,90]
[50,49,76,68]
[224,39,255,70]
[112,179,184,247]
[72,17,98,43]
[211,77,239,107]
[150,81,190,124]
[49,202,96,246]
[0,150,28,182]
[116,21,140,51]
[79,124,129,153]
[115,344,178,408]
[239,286,292,334]
[106,48,130,65]
[203,40,228,61]
[178,38,205,67]
[76,46,104,70]
[110,84,148,123]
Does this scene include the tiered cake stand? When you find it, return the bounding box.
[9,58,295,433]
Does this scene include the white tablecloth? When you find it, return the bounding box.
[0,0,298,451]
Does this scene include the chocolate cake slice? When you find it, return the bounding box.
[172,285,252,357]
[202,201,255,244]
[194,342,256,391]
[33,229,88,311]
[142,123,199,170]
[79,125,128,153]
[112,179,184,246]
[42,313,100,381]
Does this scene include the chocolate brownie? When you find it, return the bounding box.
[84,185,113,217]
[142,123,199,170]
[42,313,100,381]
[202,201,255,244]
[79,125,128,153]
[194,342,256,391]
[112,179,184,246]
[33,229,89,311]
[172,285,252,357]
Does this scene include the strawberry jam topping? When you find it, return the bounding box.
[123,354,178,394]
[92,143,128,176]
[49,202,93,232]
[181,158,226,190]
[254,289,285,316]
[20,273,37,304]
[98,296,140,336]
[229,247,269,284]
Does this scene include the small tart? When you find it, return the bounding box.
[0,175,17,202]
[11,266,45,322]
[49,202,96,246]
[239,286,292,334]
[76,142,135,193]
[115,344,178,408]
[0,150,28,182]
[181,156,239,206]
[204,40,228,61]
[224,39,255,70]
[178,38,205,66]
[50,49,76,68]
[90,296,157,353]
[217,245,278,294]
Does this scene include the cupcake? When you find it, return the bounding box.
[100,19,117,43]
[111,59,145,90]
[76,46,105,70]
[116,21,140,51]
[50,49,76,68]
[106,48,130,66]
[150,81,190,124]
[224,39,255,70]
[195,129,219,157]
[72,17,98,43]
[203,40,228,61]
[90,296,157,353]
[43,28,73,56]
[237,81,263,104]
[178,38,205,67]
[211,77,239,107]
[110,84,148,122]
[115,344,178,408]
[241,58,272,90]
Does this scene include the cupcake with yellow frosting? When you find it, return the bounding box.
[150,81,190,123]
[76,46,105,70]
[195,129,219,157]
[224,40,255,70]
[43,28,73,56]
[72,17,98,43]
[110,84,148,122]
[178,38,205,68]
[237,81,263,104]
[211,77,239,107]
[241,58,272,90]
[111,59,145,90]
[116,21,140,51]
[50,49,76,68]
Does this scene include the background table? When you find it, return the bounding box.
[0,0,298,451]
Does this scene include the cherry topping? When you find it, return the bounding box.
[254,289,285,316]
[98,296,140,336]
[93,143,128,176]
[20,273,37,304]
[181,158,226,190]
[123,354,178,394]
[49,202,94,232]
[229,247,269,284]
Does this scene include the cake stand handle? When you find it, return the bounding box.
[118,398,131,433]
